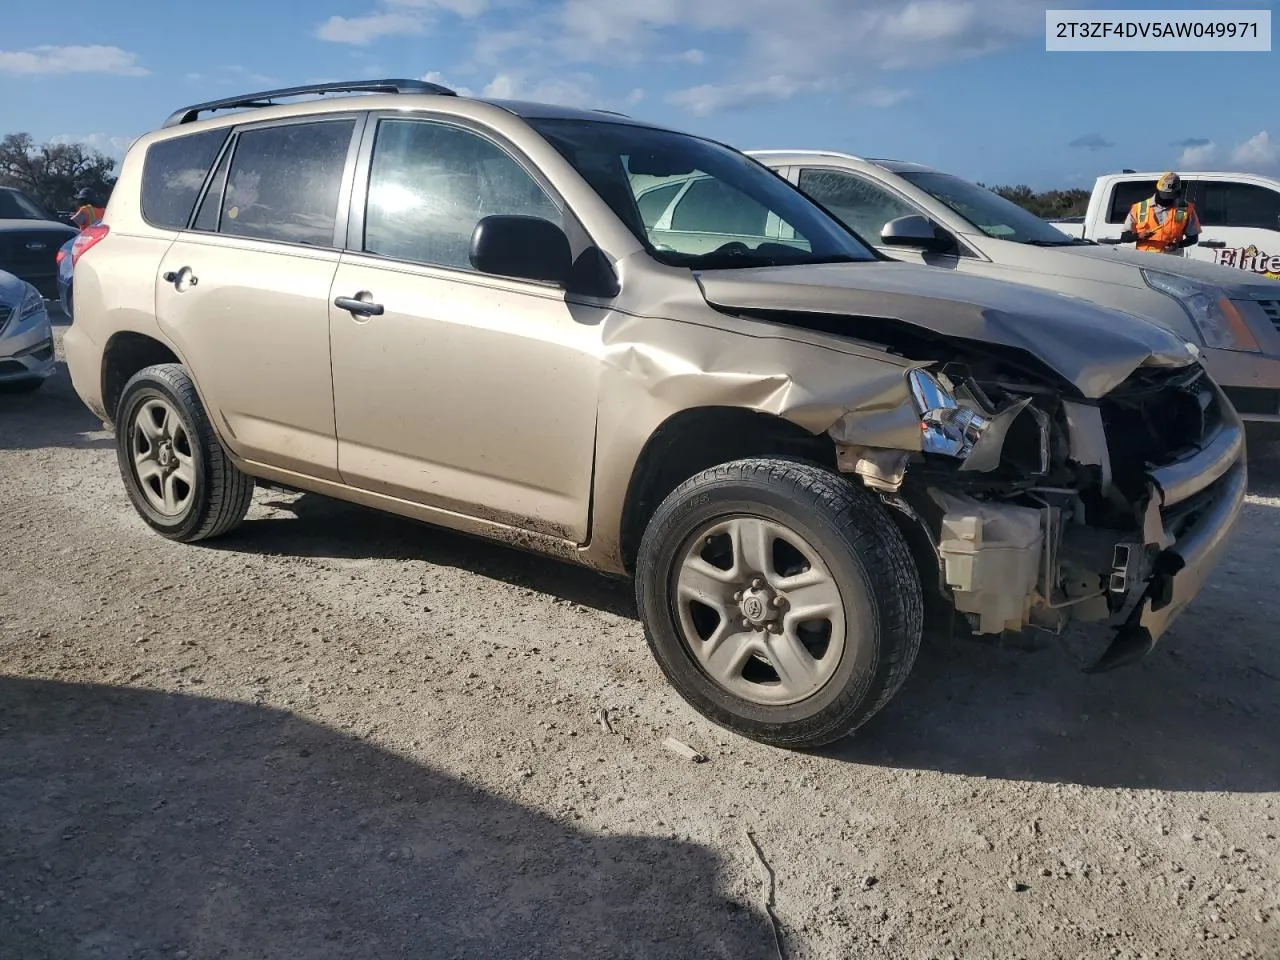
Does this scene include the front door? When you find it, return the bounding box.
[1188,179,1280,281]
[156,114,361,479]
[328,115,603,542]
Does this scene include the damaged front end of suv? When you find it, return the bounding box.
[829,340,1246,672]
[695,265,1247,674]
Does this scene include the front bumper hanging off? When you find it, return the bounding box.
[1088,420,1246,672]
[922,392,1246,673]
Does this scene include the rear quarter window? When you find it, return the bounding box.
[140,129,229,230]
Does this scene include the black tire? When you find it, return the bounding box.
[115,363,254,542]
[0,377,44,394]
[635,458,923,749]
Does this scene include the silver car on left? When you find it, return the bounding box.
[0,268,55,392]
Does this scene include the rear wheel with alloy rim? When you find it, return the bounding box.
[636,458,923,749]
[115,363,254,542]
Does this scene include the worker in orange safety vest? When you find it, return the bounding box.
[1120,172,1200,254]
[71,188,106,232]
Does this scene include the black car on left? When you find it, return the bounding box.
[0,187,77,299]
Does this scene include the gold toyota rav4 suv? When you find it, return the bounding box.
[64,80,1246,748]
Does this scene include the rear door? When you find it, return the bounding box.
[1188,179,1280,280]
[155,114,363,480]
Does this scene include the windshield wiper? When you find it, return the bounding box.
[1023,239,1085,247]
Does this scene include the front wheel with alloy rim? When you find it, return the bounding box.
[115,363,254,542]
[635,458,923,749]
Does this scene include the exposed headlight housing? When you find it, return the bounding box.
[908,369,990,458]
[1142,269,1260,353]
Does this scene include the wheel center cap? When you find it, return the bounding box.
[157,444,173,468]
[739,584,778,627]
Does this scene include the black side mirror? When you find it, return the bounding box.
[881,215,956,255]
[470,215,572,285]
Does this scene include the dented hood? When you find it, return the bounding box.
[695,261,1195,398]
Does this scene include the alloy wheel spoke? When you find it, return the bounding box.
[677,558,738,611]
[728,517,774,582]
[137,403,166,442]
[134,457,163,484]
[702,629,758,687]
[765,629,820,693]
[162,472,181,513]
[779,571,843,620]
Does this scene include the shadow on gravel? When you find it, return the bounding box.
[221,490,638,619]
[0,361,112,452]
[0,677,772,960]
[1246,443,1280,498]
[831,497,1280,793]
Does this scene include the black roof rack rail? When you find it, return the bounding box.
[162,78,456,128]
[593,109,631,118]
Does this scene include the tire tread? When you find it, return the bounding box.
[117,363,253,542]
[636,457,923,749]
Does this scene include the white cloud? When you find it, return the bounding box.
[668,76,827,116]
[1230,131,1278,171]
[315,0,1088,116]
[420,71,475,97]
[1178,140,1217,168]
[472,0,1069,115]
[48,133,136,160]
[389,0,488,12]
[316,11,425,44]
[669,49,705,65]
[481,72,599,108]
[0,44,147,76]
[185,64,277,86]
[858,87,912,108]
[316,0,487,44]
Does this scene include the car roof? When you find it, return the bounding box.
[479,99,665,129]
[158,79,673,135]
[745,150,939,175]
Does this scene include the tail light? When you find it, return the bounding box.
[70,224,109,267]
[56,248,67,265]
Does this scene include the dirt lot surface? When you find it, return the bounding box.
[3,317,1280,960]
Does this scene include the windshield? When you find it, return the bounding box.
[527,118,876,270]
[899,171,1083,245]
[0,189,53,221]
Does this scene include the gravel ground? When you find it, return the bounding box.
[2,316,1279,960]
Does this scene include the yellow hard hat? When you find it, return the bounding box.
[1156,171,1181,193]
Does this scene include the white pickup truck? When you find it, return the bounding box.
[1051,171,1280,281]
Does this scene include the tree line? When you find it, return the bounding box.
[977,183,1091,219]
[1,131,1090,222]
[0,133,119,215]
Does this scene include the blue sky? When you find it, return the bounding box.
[0,0,1275,190]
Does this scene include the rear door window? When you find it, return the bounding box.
[1105,180,1157,223]
[208,119,356,247]
[797,168,919,241]
[141,129,229,229]
[1197,182,1280,231]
